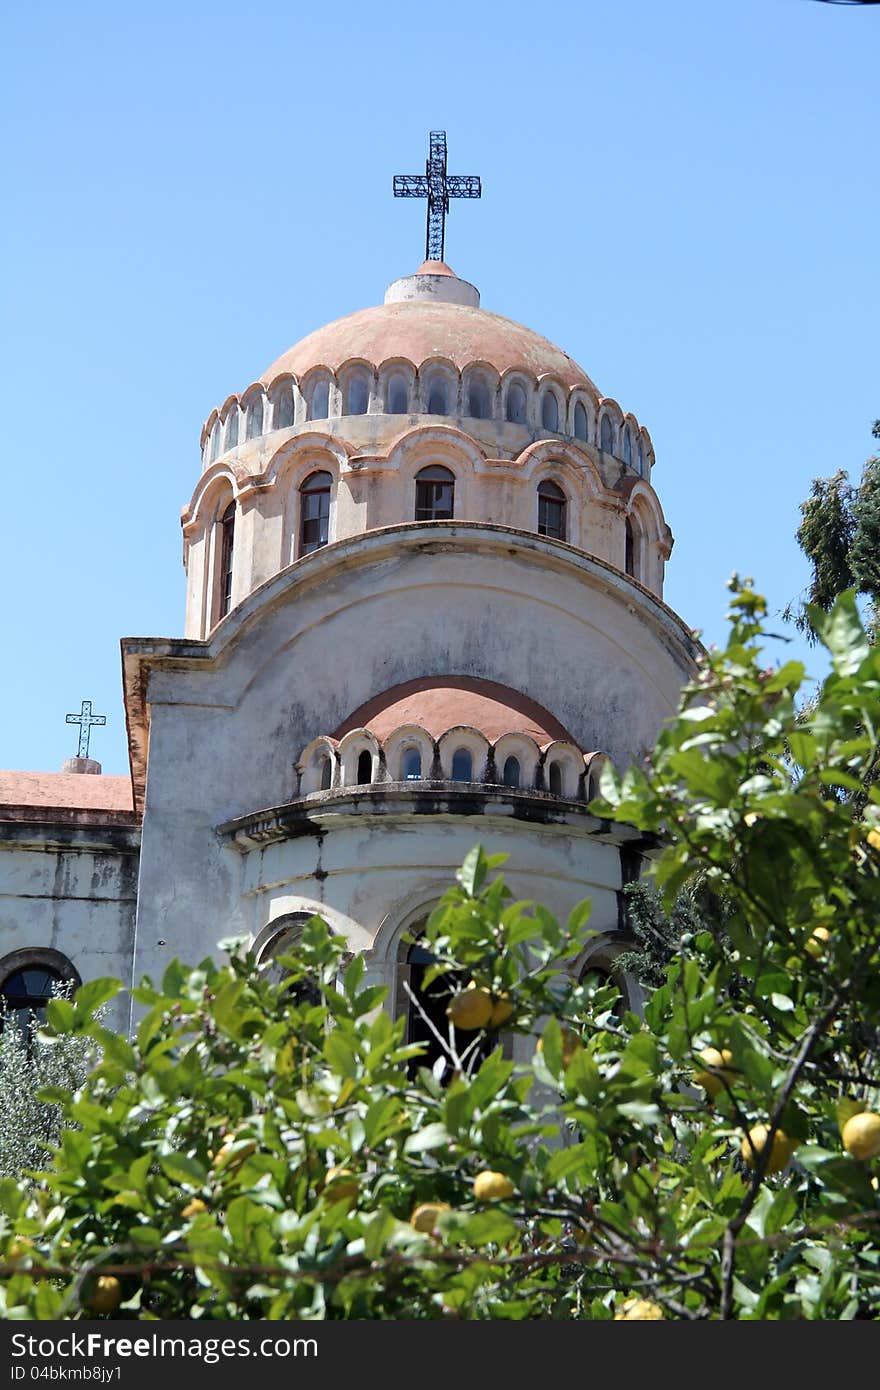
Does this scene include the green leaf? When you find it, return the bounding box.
[159,1153,208,1185]
[403,1123,449,1155]
[457,845,489,896]
[73,978,121,1015]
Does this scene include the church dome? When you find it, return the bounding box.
[334,676,576,745]
[260,262,596,392]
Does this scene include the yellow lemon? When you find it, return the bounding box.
[212,1138,257,1171]
[473,1170,514,1202]
[489,993,514,1027]
[537,1027,581,1066]
[741,1124,799,1175]
[842,1112,880,1161]
[805,925,832,959]
[614,1297,664,1320]
[322,1166,359,1202]
[692,1047,737,1098]
[88,1276,122,1315]
[410,1201,451,1233]
[866,828,880,853]
[446,983,493,1030]
[181,1198,207,1218]
[6,1237,33,1262]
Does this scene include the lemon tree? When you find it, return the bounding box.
[1,582,879,1320]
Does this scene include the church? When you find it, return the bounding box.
[0,134,698,1039]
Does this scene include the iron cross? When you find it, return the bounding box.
[66,699,106,759]
[393,131,481,264]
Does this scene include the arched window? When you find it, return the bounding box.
[468,380,490,419]
[415,465,454,522]
[574,402,588,442]
[537,479,566,541]
[451,748,472,782]
[224,408,239,451]
[548,762,563,796]
[623,428,633,468]
[309,380,329,421]
[502,755,520,789]
[0,962,66,1034]
[357,749,372,784]
[345,374,369,416]
[506,382,527,424]
[319,757,332,791]
[300,471,332,555]
[426,378,448,414]
[245,395,264,441]
[541,392,559,432]
[638,440,645,476]
[257,916,321,1003]
[402,748,422,781]
[275,386,295,430]
[218,499,235,618]
[388,375,409,414]
[600,415,614,453]
[210,419,222,462]
[625,518,636,578]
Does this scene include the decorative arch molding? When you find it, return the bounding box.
[337,727,382,786]
[382,724,437,781]
[539,740,584,799]
[251,898,372,958]
[382,423,489,475]
[437,727,491,781]
[183,463,246,532]
[516,438,604,499]
[296,736,339,794]
[365,886,452,976]
[491,732,542,789]
[624,480,669,547]
[0,946,81,993]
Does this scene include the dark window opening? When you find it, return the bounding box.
[403,939,491,1082]
[403,748,422,781]
[319,757,332,791]
[502,755,520,789]
[548,761,563,796]
[426,379,448,414]
[219,500,235,618]
[275,388,295,429]
[574,402,588,442]
[538,479,566,541]
[600,415,614,452]
[345,376,369,416]
[541,393,559,431]
[415,465,454,522]
[310,381,329,420]
[357,749,372,784]
[246,396,264,440]
[300,471,332,555]
[451,748,472,782]
[388,375,409,414]
[506,383,527,424]
[225,409,239,450]
[0,965,64,1035]
[468,382,490,419]
[625,519,636,578]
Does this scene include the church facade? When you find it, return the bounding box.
[0,222,699,1039]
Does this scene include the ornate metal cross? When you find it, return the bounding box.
[393,131,481,264]
[65,699,106,759]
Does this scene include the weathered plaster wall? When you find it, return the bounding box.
[0,824,140,1030]
[129,524,698,989]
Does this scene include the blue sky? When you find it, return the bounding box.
[1,0,877,775]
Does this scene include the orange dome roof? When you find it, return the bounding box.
[261,301,596,391]
[334,677,575,746]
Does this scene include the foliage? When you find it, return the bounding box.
[0,989,99,1183]
[787,420,880,641]
[2,583,880,1320]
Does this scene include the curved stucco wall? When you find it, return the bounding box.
[126,524,698,991]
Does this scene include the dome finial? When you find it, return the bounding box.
[392,130,481,263]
